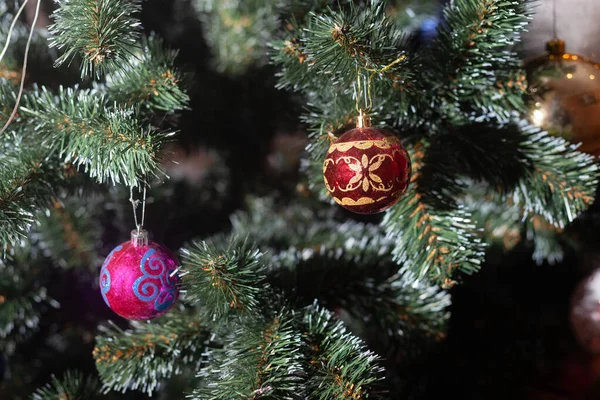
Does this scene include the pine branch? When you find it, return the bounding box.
[227,196,387,253]
[19,86,169,188]
[461,177,576,265]
[460,182,523,252]
[0,250,59,354]
[268,246,450,345]
[0,83,161,250]
[303,304,385,400]
[193,310,307,400]
[383,142,486,287]
[432,122,528,190]
[525,215,564,264]
[180,238,268,318]
[273,0,419,96]
[425,0,532,122]
[302,1,408,84]
[32,370,102,400]
[106,34,190,112]
[271,15,313,91]
[425,121,597,264]
[462,178,571,264]
[512,122,599,228]
[0,132,58,251]
[49,0,142,78]
[196,0,280,75]
[93,313,211,395]
[33,194,104,270]
[226,197,450,342]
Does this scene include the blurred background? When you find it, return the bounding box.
[3,0,600,399]
[522,0,600,61]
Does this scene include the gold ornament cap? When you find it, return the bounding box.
[546,39,565,55]
[356,109,371,128]
[131,228,149,247]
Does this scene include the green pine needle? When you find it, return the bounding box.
[268,246,450,344]
[34,195,103,270]
[524,214,565,264]
[303,1,407,84]
[32,370,102,400]
[227,197,388,253]
[106,34,190,112]
[193,310,307,399]
[220,197,451,343]
[303,304,385,400]
[513,122,600,228]
[94,313,211,395]
[0,251,59,355]
[20,86,169,188]
[196,0,280,75]
[181,238,267,318]
[49,0,142,78]
[0,133,57,251]
[460,181,524,252]
[383,142,486,287]
[427,0,532,121]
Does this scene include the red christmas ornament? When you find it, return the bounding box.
[323,112,411,214]
[570,268,600,353]
[99,229,180,320]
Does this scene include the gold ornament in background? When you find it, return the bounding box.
[526,39,600,156]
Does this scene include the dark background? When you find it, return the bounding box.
[3,0,600,399]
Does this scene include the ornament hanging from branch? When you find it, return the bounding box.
[323,110,411,214]
[99,185,180,321]
[525,0,600,155]
[322,61,412,215]
[527,41,600,156]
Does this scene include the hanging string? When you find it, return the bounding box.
[354,68,361,113]
[365,72,373,110]
[354,71,360,113]
[0,0,29,65]
[354,54,407,115]
[354,69,373,113]
[552,0,557,40]
[129,183,147,232]
[0,0,40,136]
[140,183,146,230]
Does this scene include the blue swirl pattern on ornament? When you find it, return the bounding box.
[132,248,178,312]
[100,245,123,307]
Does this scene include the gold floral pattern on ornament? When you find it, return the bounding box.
[336,153,394,192]
[322,158,335,192]
[333,195,389,206]
[327,136,402,154]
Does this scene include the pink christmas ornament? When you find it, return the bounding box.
[570,268,600,353]
[99,229,180,320]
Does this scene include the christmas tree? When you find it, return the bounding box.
[1,0,599,399]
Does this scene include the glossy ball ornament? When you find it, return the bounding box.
[527,39,600,155]
[570,268,600,353]
[99,229,180,320]
[323,113,411,214]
